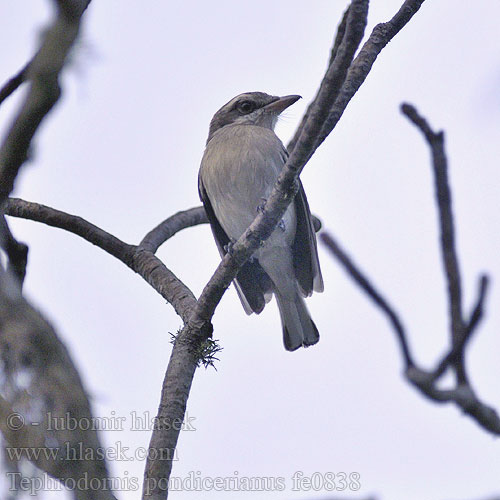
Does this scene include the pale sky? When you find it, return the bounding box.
[1,1,499,500]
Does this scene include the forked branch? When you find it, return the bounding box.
[0,0,432,498]
[321,104,497,435]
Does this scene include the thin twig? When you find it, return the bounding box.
[140,207,322,255]
[401,102,466,382]
[321,232,413,369]
[5,199,134,263]
[0,60,31,106]
[322,230,500,434]
[432,275,489,380]
[140,207,208,253]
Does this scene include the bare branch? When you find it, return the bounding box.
[141,207,208,253]
[5,198,134,263]
[140,206,322,255]
[321,103,497,435]
[142,2,433,495]
[0,0,92,204]
[287,4,353,152]
[0,60,30,107]
[433,275,490,381]
[316,0,427,147]
[401,102,466,382]
[406,368,500,434]
[323,229,500,435]
[288,0,369,155]
[189,0,369,333]
[4,198,197,322]
[321,232,413,369]
[141,324,202,500]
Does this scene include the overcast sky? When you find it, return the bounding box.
[1,1,500,500]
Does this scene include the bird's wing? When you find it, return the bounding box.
[198,173,273,314]
[277,146,324,296]
[293,181,324,296]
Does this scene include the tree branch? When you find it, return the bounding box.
[0,0,92,204]
[142,2,430,497]
[287,3,359,152]
[0,270,116,500]
[140,206,322,255]
[321,232,413,369]
[401,102,466,382]
[140,207,208,253]
[321,103,497,435]
[188,0,369,332]
[322,230,500,435]
[0,60,31,107]
[288,0,368,155]
[316,0,427,148]
[4,198,197,322]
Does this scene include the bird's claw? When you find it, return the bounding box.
[278,219,286,232]
[224,241,235,255]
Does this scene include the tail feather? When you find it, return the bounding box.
[276,292,319,351]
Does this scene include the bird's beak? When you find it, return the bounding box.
[264,94,301,114]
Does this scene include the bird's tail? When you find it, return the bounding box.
[276,292,319,351]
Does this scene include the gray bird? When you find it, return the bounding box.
[199,91,323,351]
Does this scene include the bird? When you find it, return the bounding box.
[198,91,323,351]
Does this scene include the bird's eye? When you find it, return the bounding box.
[237,100,255,114]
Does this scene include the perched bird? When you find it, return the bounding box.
[199,92,323,351]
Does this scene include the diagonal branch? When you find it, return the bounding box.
[316,0,427,148]
[287,1,366,152]
[321,232,413,369]
[322,230,500,435]
[142,2,429,497]
[189,0,369,332]
[432,275,489,381]
[288,0,368,157]
[321,103,497,435]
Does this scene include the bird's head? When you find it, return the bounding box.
[207,92,301,143]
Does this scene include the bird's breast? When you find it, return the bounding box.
[200,125,296,245]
